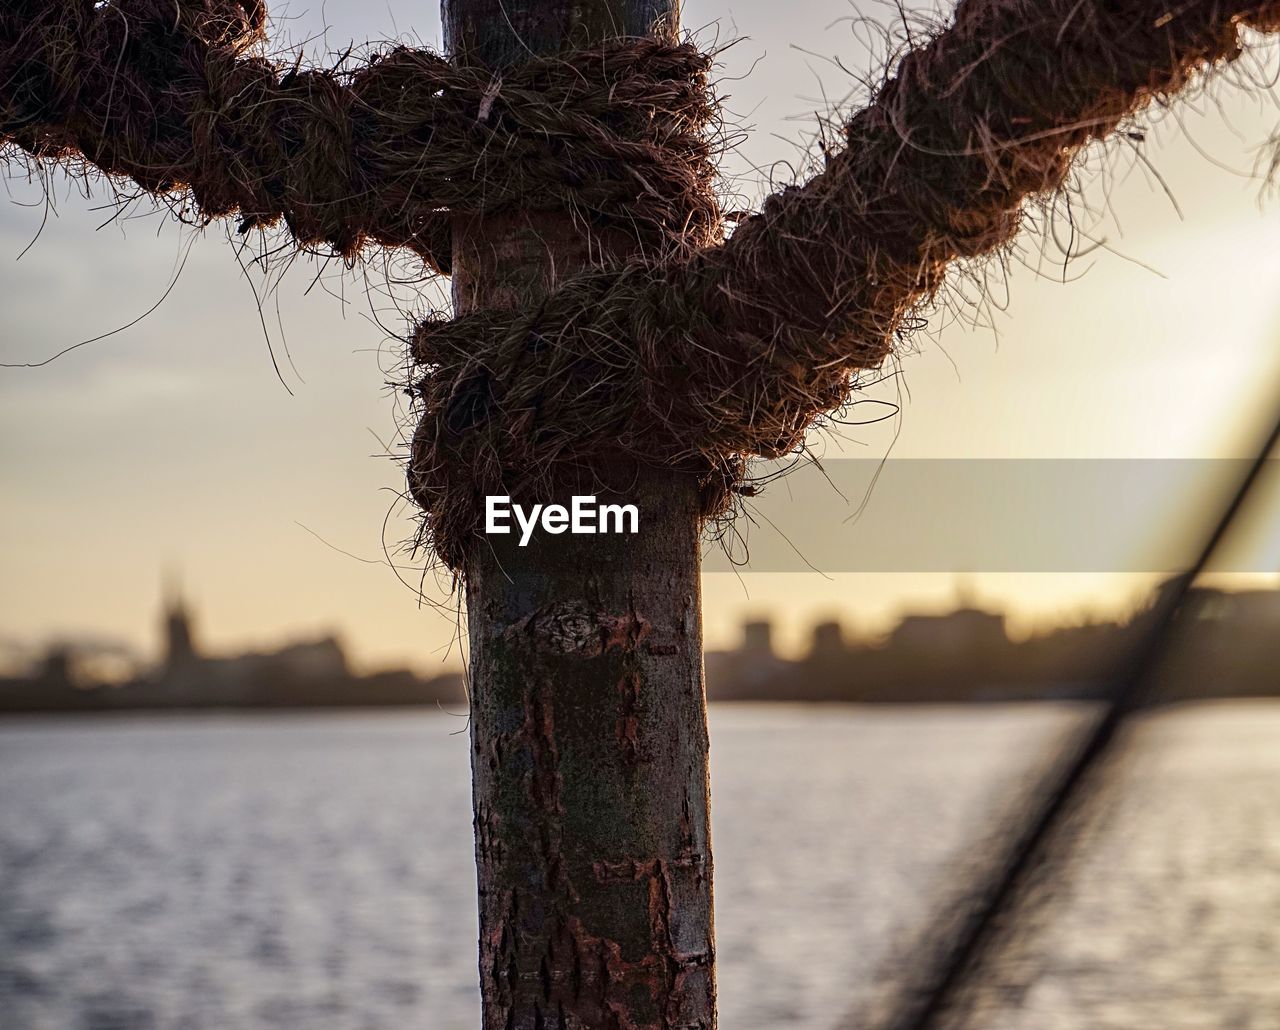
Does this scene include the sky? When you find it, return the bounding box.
[2,0,1280,672]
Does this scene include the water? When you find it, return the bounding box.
[1,703,1277,1029]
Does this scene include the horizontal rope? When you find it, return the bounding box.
[0,0,721,272]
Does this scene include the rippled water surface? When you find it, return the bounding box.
[2,703,1277,1029]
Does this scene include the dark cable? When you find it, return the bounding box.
[882,390,1280,1030]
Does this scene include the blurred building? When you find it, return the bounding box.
[0,585,463,713]
[704,620,793,701]
[704,583,1279,704]
[3,581,1277,712]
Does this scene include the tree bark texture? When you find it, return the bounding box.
[443,1,717,1027]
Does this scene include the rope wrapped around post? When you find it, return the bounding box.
[0,0,721,272]
[4,0,1280,571]
[409,0,1280,568]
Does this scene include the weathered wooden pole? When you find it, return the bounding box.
[443,2,717,1026]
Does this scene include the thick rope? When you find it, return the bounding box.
[0,0,721,273]
[3,1,1279,570]
[409,0,1280,568]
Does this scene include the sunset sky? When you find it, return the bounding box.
[2,0,1279,673]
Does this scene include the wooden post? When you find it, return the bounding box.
[443,2,717,1026]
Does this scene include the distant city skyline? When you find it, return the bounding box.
[6,576,1277,712]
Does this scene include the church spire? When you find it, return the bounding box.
[161,568,197,670]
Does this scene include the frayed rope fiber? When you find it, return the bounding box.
[3,2,1280,570]
[0,1,721,272]
[409,0,1280,568]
